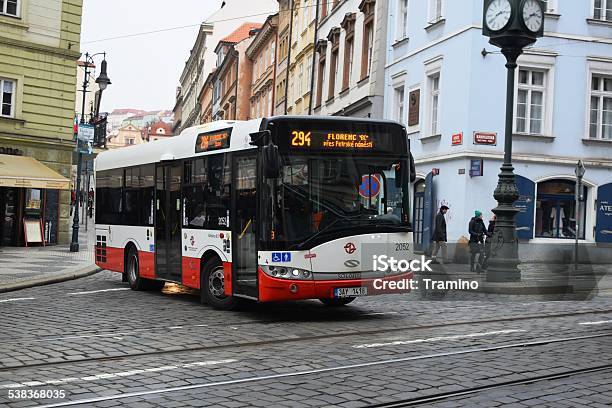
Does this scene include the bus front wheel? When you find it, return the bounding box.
[319,297,356,307]
[200,257,239,310]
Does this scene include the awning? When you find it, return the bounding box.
[0,154,70,190]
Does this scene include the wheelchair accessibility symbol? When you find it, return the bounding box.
[272,252,292,262]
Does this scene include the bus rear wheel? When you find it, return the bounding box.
[200,257,239,310]
[319,297,356,307]
[125,247,164,291]
[126,247,146,291]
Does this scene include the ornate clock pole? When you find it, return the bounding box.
[482,0,544,282]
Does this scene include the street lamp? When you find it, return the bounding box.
[574,160,586,273]
[481,0,544,282]
[70,52,111,252]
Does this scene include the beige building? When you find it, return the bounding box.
[106,124,144,149]
[246,14,278,119]
[0,0,83,246]
[286,0,316,115]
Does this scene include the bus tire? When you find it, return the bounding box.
[201,257,239,310]
[126,246,146,291]
[319,297,356,307]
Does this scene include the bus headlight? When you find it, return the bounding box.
[261,265,313,280]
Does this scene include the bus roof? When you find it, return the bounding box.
[96,119,263,171]
[95,116,406,172]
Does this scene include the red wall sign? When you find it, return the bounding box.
[452,132,463,145]
[473,132,497,145]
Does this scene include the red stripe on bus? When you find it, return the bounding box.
[139,251,155,279]
[223,262,232,296]
[95,246,124,273]
[182,257,201,289]
[258,268,413,302]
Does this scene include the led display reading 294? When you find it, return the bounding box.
[290,130,375,150]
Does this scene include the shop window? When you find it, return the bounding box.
[535,180,586,239]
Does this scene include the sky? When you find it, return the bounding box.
[80,0,224,113]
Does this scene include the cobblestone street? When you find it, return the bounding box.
[0,270,611,407]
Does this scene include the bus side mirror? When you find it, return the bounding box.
[263,142,282,179]
[409,153,416,183]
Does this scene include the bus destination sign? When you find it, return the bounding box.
[195,130,231,153]
[290,130,376,151]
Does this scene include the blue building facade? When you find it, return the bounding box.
[384,0,612,251]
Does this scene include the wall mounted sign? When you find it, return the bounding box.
[596,183,612,243]
[408,89,420,126]
[473,132,497,145]
[469,159,483,177]
[0,147,23,156]
[452,132,463,145]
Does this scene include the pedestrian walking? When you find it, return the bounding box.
[468,210,490,272]
[482,214,496,271]
[431,205,449,264]
[87,188,94,219]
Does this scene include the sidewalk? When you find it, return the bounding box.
[0,209,101,293]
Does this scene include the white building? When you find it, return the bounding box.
[384,0,612,256]
[313,0,387,118]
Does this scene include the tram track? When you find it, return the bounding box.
[367,364,612,407]
[33,332,612,408]
[1,308,612,372]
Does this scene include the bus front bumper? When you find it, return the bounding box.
[257,268,414,302]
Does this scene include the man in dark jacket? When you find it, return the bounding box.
[431,205,449,264]
[469,210,490,272]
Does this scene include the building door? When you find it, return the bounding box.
[155,163,182,282]
[596,183,612,243]
[232,153,258,298]
[0,188,18,246]
[413,180,425,251]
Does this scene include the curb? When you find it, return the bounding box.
[0,265,103,294]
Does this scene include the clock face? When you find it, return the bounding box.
[485,0,513,31]
[522,0,543,32]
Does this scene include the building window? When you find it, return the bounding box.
[397,0,409,40]
[535,180,586,239]
[427,73,440,135]
[395,86,405,125]
[1,79,15,117]
[303,0,309,32]
[341,13,356,91]
[305,59,312,95]
[360,0,375,81]
[593,0,612,21]
[315,41,327,107]
[516,69,547,135]
[320,0,328,19]
[328,28,340,100]
[590,74,612,140]
[541,0,557,13]
[0,0,18,17]
[298,63,304,98]
[428,0,443,23]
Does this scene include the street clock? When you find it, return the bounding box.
[483,0,544,49]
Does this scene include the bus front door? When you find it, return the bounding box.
[155,163,182,283]
[232,154,258,299]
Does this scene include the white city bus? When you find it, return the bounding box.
[95,116,416,309]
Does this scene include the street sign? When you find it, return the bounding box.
[452,132,463,145]
[77,124,95,142]
[432,168,440,176]
[469,159,484,177]
[359,175,381,198]
[473,132,497,145]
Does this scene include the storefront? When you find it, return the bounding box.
[0,153,69,246]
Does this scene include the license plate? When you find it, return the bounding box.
[334,287,368,298]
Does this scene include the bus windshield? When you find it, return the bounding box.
[264,154,410,250]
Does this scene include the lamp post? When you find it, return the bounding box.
[70,52,111,252]
[574,160,585,273]
[482,0,544,282]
